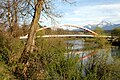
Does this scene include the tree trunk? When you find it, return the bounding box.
[7,0,19,37]
[11,0,19,37]
[18,0,44,79]
[7,0,12,33]
[20,0,43,63]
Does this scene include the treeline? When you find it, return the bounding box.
[111,27,120,46]
[93,27,120,46]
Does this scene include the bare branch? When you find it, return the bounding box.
[63,0,76,4]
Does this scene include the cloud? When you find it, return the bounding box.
[61,3,120,25]
[73,3,120,13]
[74,3,120,18]
[64,18,82,21]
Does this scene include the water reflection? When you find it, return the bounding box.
[111,46,120,57]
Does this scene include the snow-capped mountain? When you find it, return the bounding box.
[84,21,120,30]
[97,21,112,28]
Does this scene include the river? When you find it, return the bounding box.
[66,39,120,63]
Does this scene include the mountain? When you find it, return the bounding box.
[84,21,120,30]
[72,21,120,31]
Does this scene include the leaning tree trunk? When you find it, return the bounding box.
[18,0,44,79]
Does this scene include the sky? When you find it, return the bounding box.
[1,0,120,28]
[50,0,120,26]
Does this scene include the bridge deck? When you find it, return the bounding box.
[20,35,111,39]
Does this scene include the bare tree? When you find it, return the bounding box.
[18,0,44,79]
[19,0,75,79]
[0,0,20,36]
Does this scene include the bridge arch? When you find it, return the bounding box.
[37,24,98,35]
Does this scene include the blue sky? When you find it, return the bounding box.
[49,0,120,26]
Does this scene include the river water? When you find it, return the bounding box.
[66,39,120,63]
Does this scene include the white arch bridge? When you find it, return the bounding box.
[20,24,111,39]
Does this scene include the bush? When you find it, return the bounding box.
[19,38,83,80]
[0,33,9,63]
[0,32,24,79]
